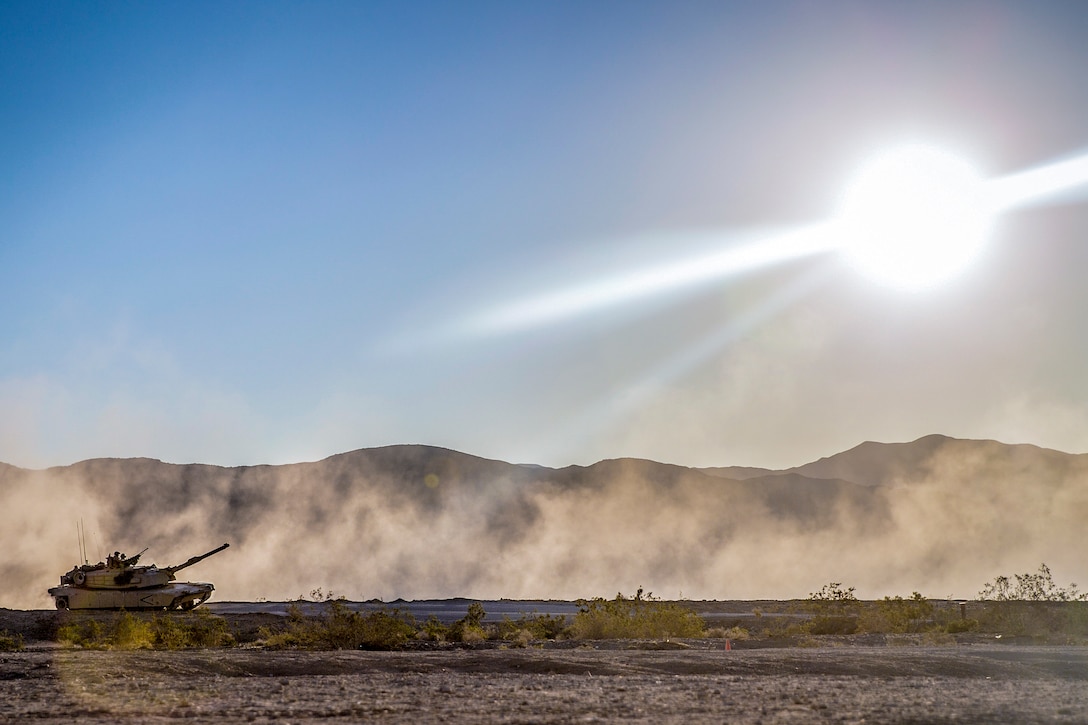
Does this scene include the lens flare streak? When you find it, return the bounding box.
[462,223,839,336]
[440,147,1088,343]
[987,151,1088,211]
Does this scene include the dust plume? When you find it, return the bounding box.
[1,436,1086,609]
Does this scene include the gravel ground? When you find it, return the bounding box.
[2,644,1087,723]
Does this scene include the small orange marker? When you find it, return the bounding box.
[725,639,731,651]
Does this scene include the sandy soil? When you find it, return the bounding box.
[2,643,1087,723]
[2,606,1087,723]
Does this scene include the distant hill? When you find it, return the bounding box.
[2,435,1086,609]
[701,434,1088,488]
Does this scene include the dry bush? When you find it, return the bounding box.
[495,612,570,642]
[260,600,416,650]
[57,610,234,649]
[571,588,705,640]
[858,593,934,634]
[57,612,152,649]
[447,602,487,643]
[979,564,1086,602]
[704,626,750,640]
[0,630,23,652]
[459,625,487,644]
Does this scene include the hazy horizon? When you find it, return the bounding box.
[0,431,1083,473]
[4,434,1086,609]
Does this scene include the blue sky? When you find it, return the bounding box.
[3,1,1088,469]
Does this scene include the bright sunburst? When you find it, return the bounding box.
[426,142,1088,347]
[836,144,997,291]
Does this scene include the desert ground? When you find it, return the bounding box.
[3,643,1088,723]
[2,603,1087,723]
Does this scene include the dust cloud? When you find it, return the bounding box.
[2,436,1086,610]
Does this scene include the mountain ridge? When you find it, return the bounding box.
[2,434,1085,609]
[9,432,1083,481]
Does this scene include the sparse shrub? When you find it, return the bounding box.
[974,564,1088,638]
[459,625,487,644]
[521,612,569,640]
[975,600,1088,638]
[495,612,570,642]
[111,611,155,649]
[944,618,979,634]
[0,630,23,652]
[151,615,189,649]
[448,602,487,643]
[1065,601,1088,633]
[979,564,1087,602]
[806,583,859,612]
[418,615,449,642]
[803,582,859,635]
[57,612,151,649]
[705,626,750,640]
[183,609,235,647]
[571,588,705,640]
[859,593,934,634]
[56,610,233,650]
[509,628,535,648]
[807,615,858,635]
[260,600,416,650]
[57,619,103,648]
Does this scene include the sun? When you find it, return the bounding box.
[836,143,997,291]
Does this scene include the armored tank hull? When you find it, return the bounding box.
[49,581,214,611]
[49,543,229,611]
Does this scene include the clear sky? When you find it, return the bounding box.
[3,0,1088,470]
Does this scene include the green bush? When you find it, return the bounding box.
[448,602,487,643]
[945,618,979,634]
[178,609,235,648]
[459,625,487,644]
[975,601,1088,638]
[974,564,1088,638]
[807,615,858,635]
[979,563,1087,602]
[0,630,23,652]
[57,618,105,649]
[260,600,416,650]
[802,582,860,635]
[57,610,234,649]
[859,593,934,633]
[495,612,570,642]
[571,588,704,640]
[150,615,189,649]
[57,612,151,649]
[805,583,859,613]
[417,615,449,642]
[112,611,155,649]
[704,626,749,640]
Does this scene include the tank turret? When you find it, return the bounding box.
[49,543,230,611]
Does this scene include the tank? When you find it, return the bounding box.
[49,543,230,611]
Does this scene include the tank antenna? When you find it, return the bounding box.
[78,519,88,565]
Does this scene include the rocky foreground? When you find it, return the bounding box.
[1,605,1087,723]
[2,644,1087,723]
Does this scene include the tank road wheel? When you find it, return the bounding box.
[180,600,197,611]
[54,597,69,610]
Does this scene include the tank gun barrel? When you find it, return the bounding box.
[166,543,230,574]
[126,547,149,566]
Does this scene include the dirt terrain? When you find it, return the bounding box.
[2,644,1088,723]
[2,606,1087,723]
